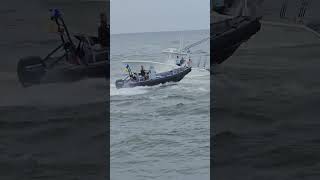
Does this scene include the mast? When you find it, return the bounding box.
[179,35,184,53]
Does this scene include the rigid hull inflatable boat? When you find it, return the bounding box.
[17,9,109,87]
[115,66,191,89]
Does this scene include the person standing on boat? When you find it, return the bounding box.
[98,13,109,47]
[180,56,185,66]
[140,65,146,79]
[187,58,192,67]
[176,56,181,66]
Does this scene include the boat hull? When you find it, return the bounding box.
[211,16,261,64]
[116,67,191,89]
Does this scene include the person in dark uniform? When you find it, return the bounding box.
[140,65,146,77]
[176,56,180,66]
[180,56,185,65]
[98,13,109,47]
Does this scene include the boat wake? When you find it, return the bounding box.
[187,67,210,78]
[110,83,150,96]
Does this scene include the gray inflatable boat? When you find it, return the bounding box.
[115,66,191,89]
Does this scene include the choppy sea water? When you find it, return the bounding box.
[213,21,320,179]
[110,30,210,180]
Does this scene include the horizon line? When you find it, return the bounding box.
[111,28,209,35]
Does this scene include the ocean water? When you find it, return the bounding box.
[110,30,210,180]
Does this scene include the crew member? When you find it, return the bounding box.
[130,74,137,80]
[180,56,185,65]
[187,58,192,67]
[176,56,181,66]
[133,73,138,80]
[140,65,146,78]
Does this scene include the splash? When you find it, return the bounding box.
[110,83,150,96]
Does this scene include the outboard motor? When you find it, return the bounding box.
[115,79,125,89]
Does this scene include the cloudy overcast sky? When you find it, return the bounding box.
[110,0,210,34]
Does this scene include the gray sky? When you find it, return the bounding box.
[110,0,210,34]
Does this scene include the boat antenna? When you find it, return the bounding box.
[179,35,184,53]
[181,37,209,52]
